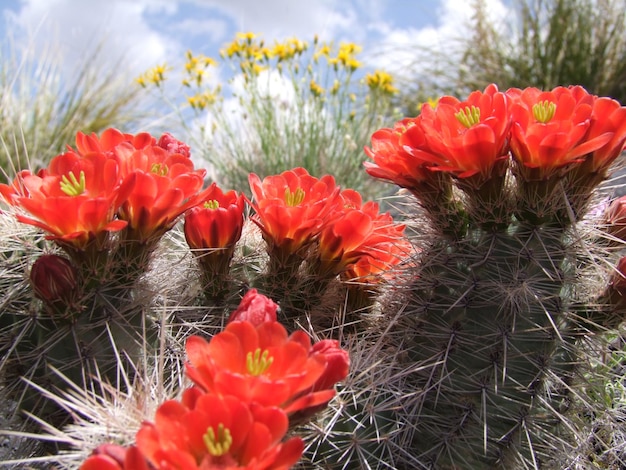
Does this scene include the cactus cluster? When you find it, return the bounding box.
[303,84,626,469]
[0,128,401,467]
[1,84,626,470]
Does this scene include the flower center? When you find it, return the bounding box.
[203,423,232,457]
[60,171,86,196]
[532,100,556,123]
[150,163,169,176]
[455,105,481,128]
[246,348,274,376]
[204,199,220,210]
[284,187,305,206]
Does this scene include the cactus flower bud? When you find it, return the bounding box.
[604,196,626,244]
[156,132,191,158]
[289,338,350,423]
[228,289,278,325]
[80,444,151,470]
[30,254,79,303]
[309,339,350,392]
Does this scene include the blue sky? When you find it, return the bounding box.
[0,0,508,83]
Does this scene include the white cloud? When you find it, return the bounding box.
[172,18,229,44]
[188,0,360,43]
[363,0,509,79]
[7,0,181,79]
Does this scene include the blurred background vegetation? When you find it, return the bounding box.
[1,0,625,192]
[395,0,626,115]
[0,28,147,174]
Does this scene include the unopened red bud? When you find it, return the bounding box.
[604,196,626,243]
[157,132,191,158]
[30,254,78,303]
[228,289,278,325]
[81,444,151,470]
[310,339,350,391]
[609,257,626,295]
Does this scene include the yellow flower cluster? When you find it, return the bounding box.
[183,50,217,87]
[309,79,324,98]
[135,31,398,113]
[221,33,267,60]
[187,87,222,111]
[270,38,308,62]
[328,42,362,71]
[365,70,399,96]
[312,41,362,72]
[135,64,171,88]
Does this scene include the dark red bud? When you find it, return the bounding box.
[30,254,78,303]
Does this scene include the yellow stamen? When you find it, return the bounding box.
[246,348,273,375]
[204,200,219,210]
[455,105,481,128]
[284,187,305,207]
[533,100,557,123]
[60,171,86,196]
[203,423,232,456]
[151,163,168,176]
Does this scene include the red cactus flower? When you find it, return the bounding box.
[364,118,441,191]
[74,128,205,243]
[80,445,151,470]
[74,127,155,156]
[0,170,36,204]
[315,189,407,277]
[583,97,626,174]
[2,128,206,249]
[185,320,337,414]
[248,168,341,257]
[9,151,132,249]
[343,237,411,284]
[135,393,303,470]
[508,85,611,180]
[228,289,279,325]
[184,183,245,251]
[116,145,207,243]
[418,83,511,183]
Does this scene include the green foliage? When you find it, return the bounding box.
[461,0,626,99]
[0,28,145,173]
[396,0,626,112]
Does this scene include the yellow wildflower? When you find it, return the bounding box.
[187,88,221,111]
[271,42,291,62]
[221,41,240,58]
[365,70,399,95]
[344,57,361,71]
[236,32,257,43]
[327,42,363,71]
[339,42,362,56]
[286,37,307,55]
[183,52,217,87]
[310,79,324,98]
[313,43,332,62]
[240,60,266,76]
[135,63,171,88]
